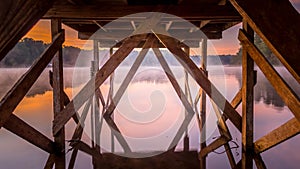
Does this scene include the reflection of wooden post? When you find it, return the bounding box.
[183,46,190,152]
[109,47,115,153]
[241,21,254,169]
[200,38,207,169]
[51,18,65,169]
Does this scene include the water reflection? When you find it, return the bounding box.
[0,67,299,169]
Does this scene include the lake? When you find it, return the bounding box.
[0,66,299,169]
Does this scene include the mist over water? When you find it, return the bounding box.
[0,66,299,169]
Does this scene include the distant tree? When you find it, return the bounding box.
[233,34,281,65]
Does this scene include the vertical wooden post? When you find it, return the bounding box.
[183,46,190,152]
[93,40,101,169]
[241,20,254,169]
[109,47,115,153]
[200,38,207,169]
[51,18,65,169]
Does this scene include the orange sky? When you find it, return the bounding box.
[24,0,300,55]
[24,20,242,55]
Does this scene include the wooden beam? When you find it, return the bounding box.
[241,21,254,169]
[52,34,148,135]
[0,31,65,128]
[229,0,300,83]
[199,136,229,158]
[200,38,207,169]
[156,34,242,132]
[51,18,66,169]
[3,114,55,153]
[49,70,79,124]
[239,29,300,121]
[78,30,219,41]
[44,4,241,20]
[153,47,196,150]
[70,141,101,159]
[103,39,152,118]
[0,0,55,62]
[44,154,56,169]
[103,36,157,153]
[254,118,300,154]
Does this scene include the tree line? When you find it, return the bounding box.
[0,36,280,67]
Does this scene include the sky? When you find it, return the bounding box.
[24,1,300,55]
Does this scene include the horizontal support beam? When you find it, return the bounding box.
[78,30,221,40]
[254,118,300,154]
[44,4,241,20]
[0,31,65,128]
[4,114,55,153]
[239,29,300,121]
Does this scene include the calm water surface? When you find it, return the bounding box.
[0,66,299,169]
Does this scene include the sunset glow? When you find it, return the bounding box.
[24,20,241,55]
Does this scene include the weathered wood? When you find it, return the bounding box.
[229,0,300,83]
[0,0,54,61]
[53,34,148,135]
[3,114,55,153]
[153,47,196,150]
[156,34,242,132]
[239,29,300,121]
[200,38,207,169]
[253,154,267,169]
[98,151,199,169]
[241,21,254,169]
[254,118,300,154]
[51,19,66,169]
[70,141,101,159]
[44,154,55,169]
[0,31,65,128]
[44,4,241,20]
[211,100,236,168]
[79,30,208,41]
[199,136,229,158]
[231,88,242,109]
[49,70,79,124]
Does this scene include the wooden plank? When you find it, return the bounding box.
[199,136,229,158]
[3,114,55,153]
[241,21,254,169]
[49,71,79,124]
[79,30,210,41]
[200,38,208,169]
[153,47,196,150]
[98,151,199,169]
[229,0,300,83]
[254,118,300,154]
[239,29,300,121]
[44,4,241,20]
[156,34,242,132]
[70,141,101,159]
[231,88,242,109]
[0,31,65,128]
[253,154,266,169]
[53,34,148,135]
[0,0,54,61]
[51,19,65,169]
[44,154,55,169]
